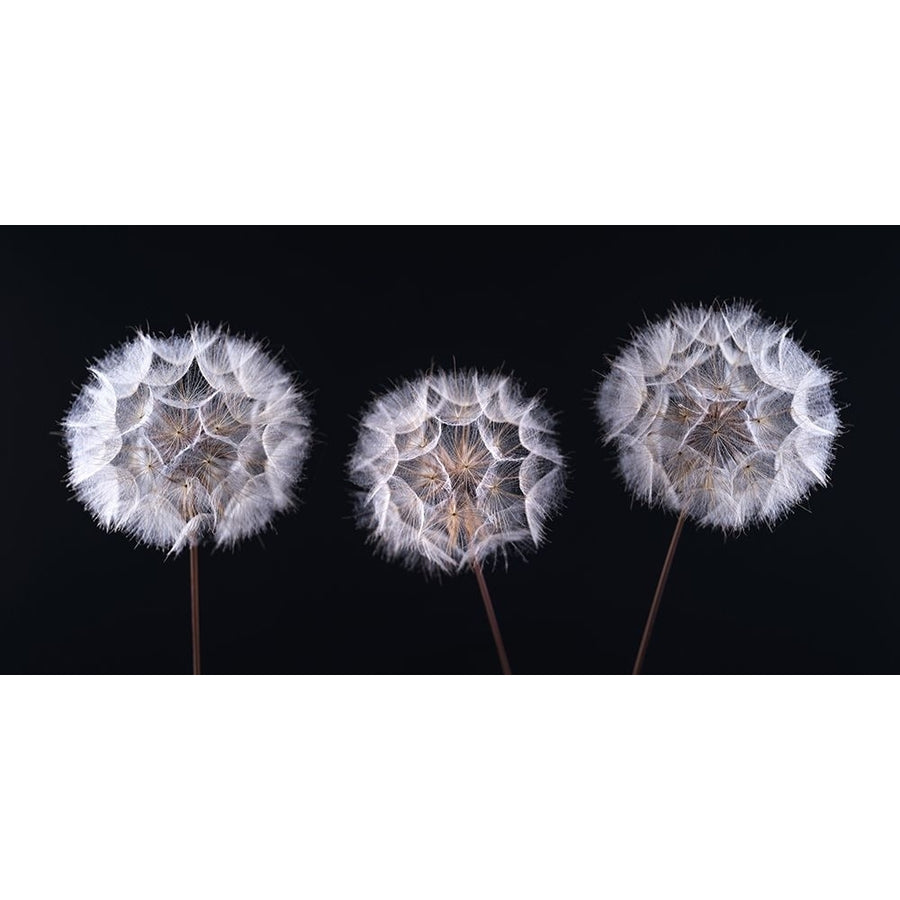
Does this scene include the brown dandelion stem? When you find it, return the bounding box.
[632,510,687,675]
[472,559,512,675]
[190,543,201,675]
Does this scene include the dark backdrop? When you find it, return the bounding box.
[2,226,896,674]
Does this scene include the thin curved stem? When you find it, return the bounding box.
[190,543,201,675]
[632,511,687,675]
[472,559,512,675]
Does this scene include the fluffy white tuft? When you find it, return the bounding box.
[63,323,312,554]
[349,369,566,575]
[596,301,841,530]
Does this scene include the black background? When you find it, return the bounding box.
[2,226,897,674]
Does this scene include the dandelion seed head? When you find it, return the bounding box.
[63,323,312,554]
[349,369,566,574]
[596,301,841,530]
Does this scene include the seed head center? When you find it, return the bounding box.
[685,400,753,463]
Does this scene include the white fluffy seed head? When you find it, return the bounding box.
[349,369,566,575]
[63,323,312,555]
[596,301,841,531]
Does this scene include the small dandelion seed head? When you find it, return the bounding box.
[349,369,566,575]
[596,301,841,531]
[63,323,312,554]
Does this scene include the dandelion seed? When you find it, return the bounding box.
[63,323,312,673]
[596,301,841,673]
[349,369,566,673]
